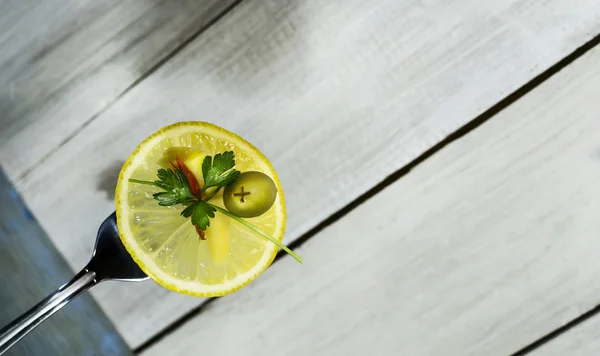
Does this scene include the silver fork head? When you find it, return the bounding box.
[86,212,148,282]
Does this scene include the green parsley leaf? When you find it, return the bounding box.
[181,201,216,230]
[129,168,196,206]
[201,151,241,190]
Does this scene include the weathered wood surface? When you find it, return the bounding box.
[0,169,132,356]
[142,44,600,355]
[7,0,600,349]
[0,0,236,180]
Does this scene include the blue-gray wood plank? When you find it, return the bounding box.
[0,168,132,356]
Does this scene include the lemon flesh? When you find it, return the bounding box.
[115,122,286,297]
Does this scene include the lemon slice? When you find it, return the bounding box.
[115,122,286,297]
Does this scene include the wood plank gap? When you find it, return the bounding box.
[14,0,245,184]
[134,299,217,354]
[511,303,600,356]
[133,28,600,356]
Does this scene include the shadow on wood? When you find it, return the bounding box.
[96,160,125,201]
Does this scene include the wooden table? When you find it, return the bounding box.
[2,0,600,354]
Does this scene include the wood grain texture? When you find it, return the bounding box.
[0,0,236,180]
[533,316,600,356]
[12,0,600,348]
[142,44,600,356]
[0,169,132,356]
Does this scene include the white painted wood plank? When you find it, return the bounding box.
[0,0,236,179]
[533,317,600,356]
[141,44,600,356]
[13,0,600,348]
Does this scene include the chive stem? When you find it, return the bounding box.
[209,204,303,263]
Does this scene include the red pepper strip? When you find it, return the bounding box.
[175,156,204,239]
[176,155,201,197]
[195,225,206,240]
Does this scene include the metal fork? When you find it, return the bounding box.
[0,212,148,355]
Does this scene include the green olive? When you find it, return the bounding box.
[223,171,277,218]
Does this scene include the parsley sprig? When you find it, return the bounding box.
[201,151,240,193]
[129,151,302,263]
[181,200,215,231]
[130,168,196,206]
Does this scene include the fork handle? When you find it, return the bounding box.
[0,268,97,355]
